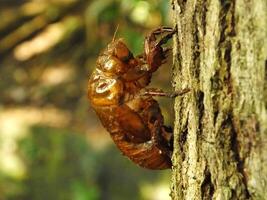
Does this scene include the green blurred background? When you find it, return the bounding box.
[0,0,174,199]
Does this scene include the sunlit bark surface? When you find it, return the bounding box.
[171,0,267,199]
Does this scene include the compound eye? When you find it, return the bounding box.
[114,41,133,62]
[120,51,133,63]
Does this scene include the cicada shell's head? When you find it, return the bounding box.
[97,39,137,75]
[109,39,133,62]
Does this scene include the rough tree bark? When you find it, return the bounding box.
[170,0,267,199]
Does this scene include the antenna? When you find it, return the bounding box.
[112,24,120,42]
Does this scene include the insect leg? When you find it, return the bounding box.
[141,88,190,98]
[150,26,175,36]
[146,27,176,46]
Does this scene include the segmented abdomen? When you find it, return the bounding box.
[93,97,172,169]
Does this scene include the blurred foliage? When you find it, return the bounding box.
[16,126,99,200]
[0,0,173,199]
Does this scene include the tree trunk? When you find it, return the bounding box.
[170,0,267,199]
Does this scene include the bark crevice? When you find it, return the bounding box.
[201,167,214,199]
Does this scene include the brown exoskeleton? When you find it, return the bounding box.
[88,27,189,169]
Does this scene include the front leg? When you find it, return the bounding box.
[144,27,177,72]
